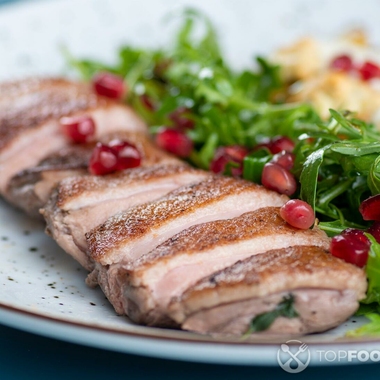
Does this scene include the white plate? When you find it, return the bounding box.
[1,0,380,366]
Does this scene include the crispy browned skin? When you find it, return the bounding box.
[121,208,330,326]
[131,207,329,271]
[0,78,112,153]
[41,163,208,270]
[86,176,288,262]
[169,245,367,323]
[55,163,197,209]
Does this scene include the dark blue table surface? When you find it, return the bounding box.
[1,0,380,378]
[2,322,380,380]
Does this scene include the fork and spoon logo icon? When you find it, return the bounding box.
[277,340,311,373]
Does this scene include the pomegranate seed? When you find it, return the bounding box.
[330,233,369,268]
[261,163,297,196]
[93,72,126,99]
[330,55,354,72]
[210,154,229,174]
[60,115,95,144]
[210,145,249,176]
[358,61,380,81]
[255,136,295,154]
[140,95,156,111]
[89,143,118,175]
[223,146,249,161]
[155,128,193,158]
[359,194,380,221]
[280,199,314,230]
[271,151,295,170]
[341,228,369,244]
[270,136,295,154]
[169,107,195,130]
[108,140,141,170]
[367,222,380,243]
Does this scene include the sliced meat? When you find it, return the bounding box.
[116,208,330,325]
[42,164,208,270]
[7,131,180,217]
[86,176,289,268]
[6,144,91,218]
[0,77,146,195]
[168,246,367,336]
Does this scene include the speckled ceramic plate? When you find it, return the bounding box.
[1,0,380,366]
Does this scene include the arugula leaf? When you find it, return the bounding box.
[328,109,363,139]
[299,146,329,211]
[368,155,380,195]
[361,234,380,305]
[347,235,380,337]
[331,142,380,156]
[244,294,299,335]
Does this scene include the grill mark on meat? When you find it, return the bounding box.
[86,176,289,265]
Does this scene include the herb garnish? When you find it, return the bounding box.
[243,294,299,336]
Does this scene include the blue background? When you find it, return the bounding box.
[1,0,380,378]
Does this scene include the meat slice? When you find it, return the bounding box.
[7,130,180,217]
[117,208,330,325]
[0,77,146,195]
[6,144,91,218]
[86,176,289,267]
[168,246,367,336]
[42,164,208,270]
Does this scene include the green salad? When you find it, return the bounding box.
[66,9,380,336]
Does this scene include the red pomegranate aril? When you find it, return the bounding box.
[358,61,380,81]
[109,140,141,170]
[210,145,248,176]
[359,194,380,221]
[367,222,380,243]
[279,199,314,230]
[210,154,229,175]
[93,72,126,99]
[330,234,369,268]
[256,136,295,154]
[341,228,370,245]
[169,107,195,130]
[155,128,193,158]
[140,94,156,111]
[261,163,297,196]
[269,136,295,154]
[60,116,95,144]
[271,151,295,170]
[330,55,354,72]
[89,143,118,175]
[223,145,249,161]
